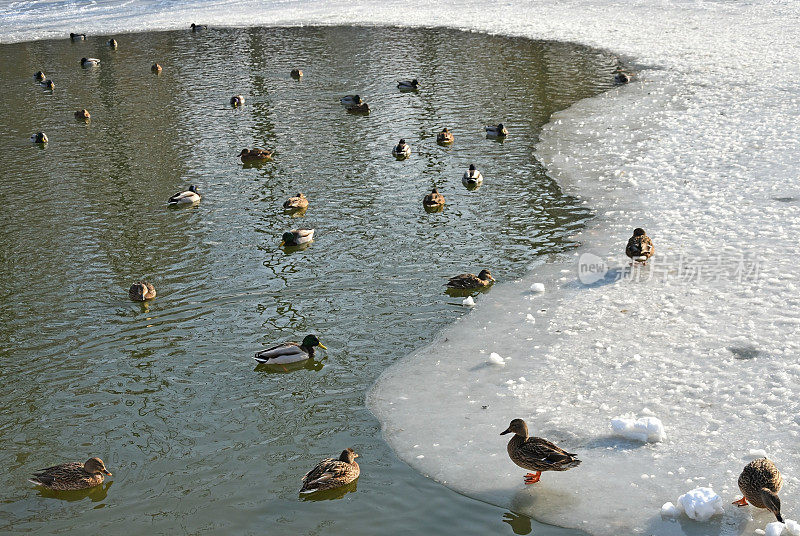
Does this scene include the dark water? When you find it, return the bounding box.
[0,26,617,534]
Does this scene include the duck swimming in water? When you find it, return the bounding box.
[392,139,411,159]
[501,418,581,484]
[291,68,303,79]
[239,148,273,163]
[462,164,483,188]
[107,38,118,48]
[423,188,445,210]
[31,132,48,144]
[70,33,86,41]
[733,458,784,522]
[190,23,207,32]
[34,71,46,82]
[230,95,245,107]
[485,123,508,138]
[41,79,55,90]
[280,229,314,247]
[437,128,454,145]
[74,109,90,120]
[283,193,309,211]
[151,63,162,73]
[254,334,326,364]
[129,281,156,301]
[625,228,654,263]
[397,79,420,91]
[80,57,100,68]
[447,269,494,289]
[28,457,111,490]
[300,448,360,493]
[168,185,201,205]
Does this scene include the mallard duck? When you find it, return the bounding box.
[291,68,303,79]
[486,123,508,137]
[107,38,118,48]
[69,32,86,41]
[346,102,370,114]
[283,193,309,210]
[129,281,156,301]
[239,148,273,163]
[615,70,632,84]
[501,419,581,484]
[447,269,495,289]
[74,109,90,120]
[28,457,111,490]
[625,228,654,262]
[340,95,363,107]
[300,448,360,493]
[80,57,100,68]
[41,79,55,90]
[397,79,420,91]
[151,63,162,73]
[230,95,245,107]
[437,128,454,145]
[31,132,48,144]
[168,185,201,205]
[190,23,207,32]
[254,334,326,364]
[34,71,46,82]
[462,164,483,188]
[281,229,314,246]
[423,188,445,209]
[392,139,411,158]
[733,458,784,522]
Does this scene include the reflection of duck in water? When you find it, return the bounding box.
[501,419,581,484]
[300,448,360,493]
[29,457,111,490]
[253,334,326,365]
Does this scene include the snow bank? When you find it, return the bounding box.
[610,416,665,443]
[675,487,724,522]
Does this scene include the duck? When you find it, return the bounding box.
[346,102,370,114]
[486,123,508,138]
[151,63,162,73]
[397,79,420,91]
[168,185,201,205]
[74,109,90,120]
[392,139,411,158]
[462,164,484,188]
[280,229,314,246]
[300,448,360,493]
[254,334,326,364]
[340,95,363,107]
[129,281,156,301]
[190,23,207,32]
[291,68,303,79]
[69,33,86,41]
[80,57,100,68]
[34,71,46,82]
[31,132,48,144]
[107,38,118,48]
[625,228,654,263]
[28,457,111,490]
[733,458,784,522]
[447,269,495,289]
[283,193,309,210]
[41,79,55,90]
[230,95,245,107]
[423,188,445,209]
[437,128,454,145]
[501,418,581,484]
[239,148,273,163]
[614,70,632,84]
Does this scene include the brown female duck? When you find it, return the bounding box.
[447,269,495,289]
[501,418,581,484]
[283,193,309,210]
[437,128,454,144]
[733,458,783,522]
[423,188,445,209]
[239,148,273,163]
[28,457,111,490]
[300,448,360,493]
[625,228,654,262]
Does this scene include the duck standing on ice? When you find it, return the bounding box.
[625,227,654,263]
[733,458,784,522]
[501,418,581,484]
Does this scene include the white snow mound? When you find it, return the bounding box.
[610,416,666,443]
[676,487,724,522]
[530,283,545,293]
[488,352,505,366]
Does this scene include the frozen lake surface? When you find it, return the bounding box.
[2,0,799,535]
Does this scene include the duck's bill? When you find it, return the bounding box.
[318,343,327,350]
[102,470,112,475]
[500,428,511,435]
[279,241,285,246]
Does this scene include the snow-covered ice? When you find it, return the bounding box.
[530,283,546,293]
[488,352,505,366]
[3,0,799,535]
[675,487,724,522]
[610,416,665,443]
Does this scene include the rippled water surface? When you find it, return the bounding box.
[0,26,617,534]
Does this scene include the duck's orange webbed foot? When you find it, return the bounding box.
[523,472,541,484]
[732,497,748,507]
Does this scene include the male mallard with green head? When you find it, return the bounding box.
[501,419,581,484]
[733,458,783,522]
[69,32,86,41]
[300,448,360,493]
[129,281,156,301]
[80,57,100,68]
[397,79,420,91]
[280,229,314,247]
[626,228,654,263]
[486,123,508,137]
[31,132,48,144]
[392,138,411,158]
[254,334,327,364]
[168,185,201,205]
[447,269,495,289]
[29,457,111,490]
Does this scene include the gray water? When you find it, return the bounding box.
[0,25,617,534]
